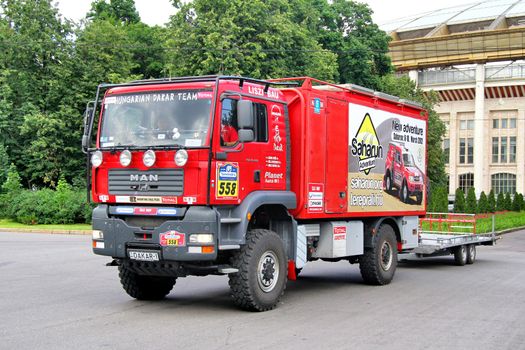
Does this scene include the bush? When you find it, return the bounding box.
[496,192,505,211]
[465,188,477,214]
[6,177,92,224]
[488,190,496,213]
[428,185,448,213]
[512,193,523,212]
[454,188,465,213]
[478,191,488,213]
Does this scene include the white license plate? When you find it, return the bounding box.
[128,250,160,262]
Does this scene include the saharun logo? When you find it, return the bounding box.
[351,113,383,175]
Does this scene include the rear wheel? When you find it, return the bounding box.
[454,245,467,266]
[466,245,476,264]
[118,265,176,300]
[359,224,398,285]
[229,229,287,311]
[416,193,423,205]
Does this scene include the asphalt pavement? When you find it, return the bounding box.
[1,230,524,350]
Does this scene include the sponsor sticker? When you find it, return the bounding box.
[197,91,213,99]
[334,226,347,241]
[161,196,178,204]
[134,207,158,215]
[307,183,324,213]
[160,231,185,247]
[216,162,239,199]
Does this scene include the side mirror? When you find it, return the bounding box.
[237,100,254,129]
[238,129,255,143]
[82,135,90,151]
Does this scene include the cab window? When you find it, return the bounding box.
[220,99,268,147]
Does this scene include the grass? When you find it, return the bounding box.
[0,219,91,231]
[421,211,525,234]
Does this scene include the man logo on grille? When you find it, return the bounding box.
[130,174,159,182]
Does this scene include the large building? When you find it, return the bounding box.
[383,0,525,196]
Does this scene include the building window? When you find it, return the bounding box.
[510,136,516,163]
[493,119,499,129]
[491,173,516,194]
[443,138,450,164]
[510,118,517,128]
[460,120,474,130]
[501,118,507,129]
[459,138,473,164]
[459,173,474,193]
[501,137,507,163]
[492,137,499,163]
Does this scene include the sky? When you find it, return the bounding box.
[56,0,479,26]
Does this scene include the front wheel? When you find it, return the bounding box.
[400,181,409,203]
[385,173,392,192]
[118,265,176,300]
[229,229,287,311]
[359,224,398,285]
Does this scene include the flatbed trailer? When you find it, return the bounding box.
[406,212,499,265]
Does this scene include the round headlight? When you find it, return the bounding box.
[174,149,188,167]
[119,150,132,167]
[91,151,103,168]
[143,150,156,167]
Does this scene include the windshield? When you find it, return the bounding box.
[99,90,213,148]
[402,153,415,167]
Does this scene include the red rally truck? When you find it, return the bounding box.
[81,76,432,311]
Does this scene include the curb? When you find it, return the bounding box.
[0,228,91,235]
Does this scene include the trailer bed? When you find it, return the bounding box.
[412,232,497,255]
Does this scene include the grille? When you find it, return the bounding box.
[108,169,184,196]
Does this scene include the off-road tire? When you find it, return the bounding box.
[416,193,423,205]
[229,229,287,311]
[466,245,476,264]
[359,224,398,285]
[400,180,409,203]
[385,172,392,192]
[454,245,467,266]
[118,265,176,300]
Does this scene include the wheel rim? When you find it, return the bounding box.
[403,184,408,201]
[257,250,279,293]
[386,176,391,190]
[380,241,393,271]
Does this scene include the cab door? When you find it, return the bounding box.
[210,97,275,205]
[325,98,348,213]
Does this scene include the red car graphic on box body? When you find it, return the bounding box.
[384,143,424,204]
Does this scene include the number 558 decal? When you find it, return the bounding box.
[216,162,239,199]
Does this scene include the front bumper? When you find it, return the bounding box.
[92,205,219,261]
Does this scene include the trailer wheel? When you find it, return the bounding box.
[466,245,476,264]
[385,172,392,192]
[400,180,409,203]
[118,265,176,300]
[359,224,398,285]
[229,229,287,311]
[453,245,467,266]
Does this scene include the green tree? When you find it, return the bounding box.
[310,0,392,89]
[428,185,448,213]
[88,0,140,24]
[465,187,477,214]
[504,192,512,211]
[379,75,446,186]
[478,191,488,214]
[496,192,505,211]
[512,193,523,212]
[0,142,9,186]
[165,0,338,80]
[454,188,465,213]
[488,189,496,213]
